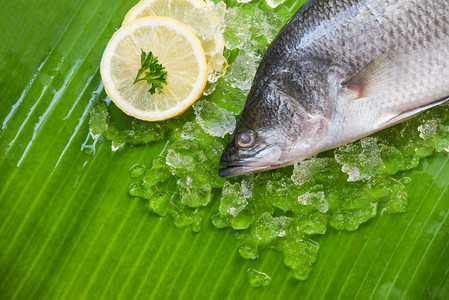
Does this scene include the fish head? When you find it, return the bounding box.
[219,68,332,177]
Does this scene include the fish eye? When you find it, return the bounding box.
[236,129,256,148]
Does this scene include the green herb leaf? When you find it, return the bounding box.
[133,49,168,95]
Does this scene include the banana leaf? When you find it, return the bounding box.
[1,0,448,299]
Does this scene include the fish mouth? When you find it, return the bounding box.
[219,145,282,177]
[219,163,283,177]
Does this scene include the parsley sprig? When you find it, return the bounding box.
[133,49,168,95]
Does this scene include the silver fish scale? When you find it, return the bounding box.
[287,1,446,69]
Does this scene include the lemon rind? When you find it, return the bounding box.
[122,0,210,27]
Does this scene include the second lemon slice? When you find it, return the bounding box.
[100,16,207,121]
[123,0,227,82]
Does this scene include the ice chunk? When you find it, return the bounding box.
[129,164,146,178]
[219,179,253,216]
[169,2,228,85]
[166,149,195,172]
[178,178,213,207]
[206,79,247,115]
[128,182,157,200]
[295,213,328,235]
[240,177,253,198]
[165,139,226,190]
[281,235,319,280]
[253,213,292,245]
[365,176,407,214]
[180,121,211,142]
[264,176,292,210]
[252,9,284,43]
[143,157,171,187]
[335,137,382,182]
[89,100,108,139]
[292,158,339,185]
[129,119,169,144]
[223,7,252,50]
[110,132,128,152]
[193,100,235,137]
[265,0,287,8]
[297,191,329,213]
[224,40,265,93]
[171,206,204,232]
[102,119,170,152]
[212,213,233,228]
[330,204,378,231]
[149,192,170,217]
[207,1,226,25]
[418,119,439,140]
[205,52,228,85]
[219,6,290,93]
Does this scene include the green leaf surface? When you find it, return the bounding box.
[1,0,448,299]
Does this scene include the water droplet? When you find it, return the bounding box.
[128,182,142,197]
[401,176,412,184]
[81,132,98,156]
[239,243,259,260]
[247,268,271,287]
[129,164,146,178]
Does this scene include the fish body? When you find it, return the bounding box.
[219,0,449,177]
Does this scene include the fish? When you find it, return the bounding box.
[219,0,449,177]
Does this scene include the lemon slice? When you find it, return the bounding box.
[100,16,207,121]
[122,0,227,82]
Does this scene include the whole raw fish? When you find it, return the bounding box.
[219,0,449,177]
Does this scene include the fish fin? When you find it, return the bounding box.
[380,96,449,128]
[343,48,406,99]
